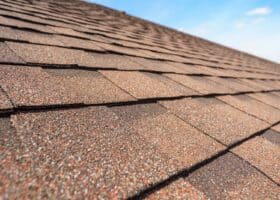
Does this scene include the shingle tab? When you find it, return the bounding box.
[232,137,280,183]
[248,92,280,109]
[6,42,88,65]
[209,76,260,92]
[165,74,235,94]
[54,35,105,52]
[79,53,145,70]
[111,104,224,168]
[101,71,197,99]
[0,66,135,106]
[0,66,76,106]
[218,94,280,123]
[187,153,280,199]
[161,98,268,145]
[0,26,63,46]
[44,69,135,104]
[146,179,207,200]
[0,15,54,33]
[0,42,24,63]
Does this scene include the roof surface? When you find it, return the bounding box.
[0,0,279,199]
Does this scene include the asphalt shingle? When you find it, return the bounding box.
[165,74,235,94]
[0,15,54,33]
[44,69,135,104]
[0,42,24,63]
[145,179,207,200]
[6,42,88,65]
[208,76,260,92]
[0,66,135,106]
[248,92,280,109]
[101,71,197,99]
[187,153,280,199]
[161,98,269,145]
[0,26,63,46]
[218,94,280,123]
[111,104,225,168]
[79,53,145,70]
[232,137,280,183]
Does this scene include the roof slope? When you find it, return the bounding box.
[0,0,279,199]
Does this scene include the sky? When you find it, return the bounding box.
[87,0,280,63]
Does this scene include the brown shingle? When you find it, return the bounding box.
[54,35,105,52]
[44,69,135,104]
[111,104,224,168]
[218,94,280,123]
[239,79,271,91]
[145,179,207,200]
[232,137,280,183]
[165,74,235,94]
[129,57,187,73]
[79,53,145,70]
[208,76,260,92]
[0,15,54,33]
[161,98,268,145]
[97,42,151,58]
[0,26,63,46]
[6,42,94,65]
[0,42,24,63]
[187,153,280,199]
[0,66,135,106]
[0,66,77,106]
[248,92,280,109]
[101,71,197,99]
[2,107,180,199]
[49,26,90,38]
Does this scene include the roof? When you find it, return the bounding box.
[0,0,279,199]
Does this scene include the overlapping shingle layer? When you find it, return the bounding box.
[0,0,279,199]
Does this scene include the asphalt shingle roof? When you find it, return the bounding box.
[0,0,279,199]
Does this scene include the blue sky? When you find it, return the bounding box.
[87,0,280,63]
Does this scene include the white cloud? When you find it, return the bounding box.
[246,7,271,16]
